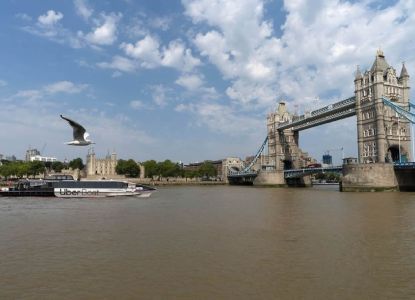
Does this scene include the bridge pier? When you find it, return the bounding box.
[341,163,398,192]
[252,170,312,187]
[286,176,312,187]
[253,170,285,186]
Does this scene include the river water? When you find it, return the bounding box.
[1,185,415,299]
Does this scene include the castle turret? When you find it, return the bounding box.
[87,147,96,176]
[400,62,409,78]
[355,65,362,80]
[371,49,389,73]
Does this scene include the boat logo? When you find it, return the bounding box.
[57,189,99,196]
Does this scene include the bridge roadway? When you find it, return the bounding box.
[283,166,343,178]
[227,166,344,183]
[228,163,415,184]
[276,96,356,131]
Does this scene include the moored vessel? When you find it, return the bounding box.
[0,175,156,198]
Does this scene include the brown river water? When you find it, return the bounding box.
[1,185,415,299]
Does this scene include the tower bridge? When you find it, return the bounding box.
[228,50,415,191]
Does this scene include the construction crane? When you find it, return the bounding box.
[324,147,344,165]
[40,143,47,155]
[324,147,344,158]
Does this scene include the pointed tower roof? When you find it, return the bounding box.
[371,49,390,73]
[400,62,409,78]
[355,65,362,80]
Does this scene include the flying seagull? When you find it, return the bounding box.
[60,115,94,146]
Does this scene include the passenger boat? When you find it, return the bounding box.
[0,175,156,198]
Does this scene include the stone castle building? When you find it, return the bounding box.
[355,50,411,163]
[86,148,117,176]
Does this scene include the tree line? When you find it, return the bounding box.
[0,158,84,179]
[0,157,218,179]
[314,172,341,182]
[117,159,218,178]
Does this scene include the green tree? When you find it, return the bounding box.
[314,173,326,180]
[198,161,217,177]
[0,163,13,179]
[158,160,182,177]
[0,161,46,178]
[16,162,30,178]
[326,172,340,182]
[28,161,46,177]
[51,161,65,173]
[143,160,158,178]
[116,159,139,177]
[69,158,84,170]
[184,169,198,178]
[116,159,127,174]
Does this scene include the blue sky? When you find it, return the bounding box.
[0,0,414,164]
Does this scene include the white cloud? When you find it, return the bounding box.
[149,16,172,31]
[184,0,282,107]
[176,73,204,90]
[183,0,415,112]
[23,12,82,48]
[38,10,63,26]
[130,100,144,110]
[97,56,138,72]
[44,81,88,94]
[121,35,201,71]
[15,89,42,101]
[176,102,263,136]
[15,13,32,22]
[151,85,169,107]
[274,0,415,102]
[125,17,149,38]
[121,35,161,68]
[13,81,88,104]
[80,13,122,46]
[161,40,201,71]
[74,0,93,20]
[22,8,122,49]
[175,73,219,100]
[111,71,123,78]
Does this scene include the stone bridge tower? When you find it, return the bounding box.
[267,102,301,171]
[355,50,411,163]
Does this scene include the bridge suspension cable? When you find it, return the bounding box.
[241,136,268,173]
[382,97,415,123]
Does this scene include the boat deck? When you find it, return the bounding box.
[0,190,55,197]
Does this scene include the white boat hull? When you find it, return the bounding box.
[54,188,153,198]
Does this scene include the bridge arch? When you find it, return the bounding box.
[283,159,293,170]
[229,166,241,172]
[387,144,408,163]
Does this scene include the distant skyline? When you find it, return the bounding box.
[1,0,414,164]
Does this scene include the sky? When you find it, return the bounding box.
[0,0,414,164]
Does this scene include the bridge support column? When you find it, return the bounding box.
[253,170,286,186]
[341,163,398,192]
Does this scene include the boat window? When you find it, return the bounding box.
[53,181,128,189]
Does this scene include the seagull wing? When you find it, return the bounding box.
[60,115,87,141]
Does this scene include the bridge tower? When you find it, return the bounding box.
[355,50,411,163]
[267,102,301,171]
